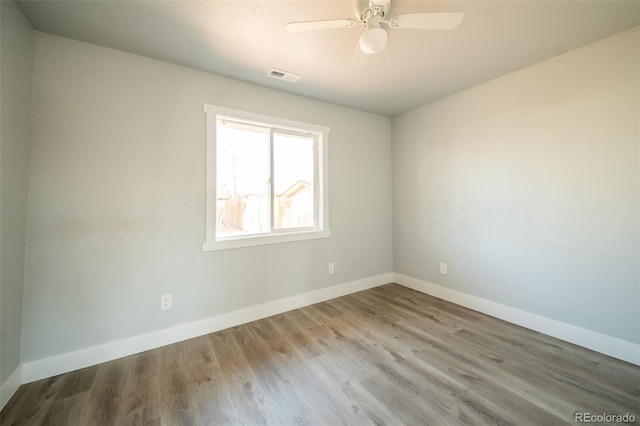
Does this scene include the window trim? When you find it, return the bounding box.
[203,104,330,251]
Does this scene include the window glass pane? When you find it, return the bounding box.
[216,121,269,237]
[273,133,315,229]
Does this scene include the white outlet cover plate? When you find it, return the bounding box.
[161,294,173,310]
[440,263,448,275]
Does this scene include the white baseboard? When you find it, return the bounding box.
[21,273,393,385]
[0,365,22,410]
[394,273,640,366]
[13,270,639,397]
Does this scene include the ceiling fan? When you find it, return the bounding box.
[285,0,463,56]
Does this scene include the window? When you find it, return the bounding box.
[203,104,330,251]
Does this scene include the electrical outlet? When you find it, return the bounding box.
[160,294,172,311]
[439,263,448,275]
[328,263,335,274]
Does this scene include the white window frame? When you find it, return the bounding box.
[203,104,330,251]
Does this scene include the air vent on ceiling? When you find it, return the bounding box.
[267,68,301,83]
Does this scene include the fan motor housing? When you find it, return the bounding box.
[356,0,391,23]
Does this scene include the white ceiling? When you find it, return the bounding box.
[16,0,640,116]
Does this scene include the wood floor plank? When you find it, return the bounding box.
[243,322,366,424]
[229,323,311,424]
[207,328,269,424]
[161,342,199,426]
[117,350,161,424]
[473,315,640,396]
[2,283,638,425]
[1,375,64,426]
[453,325,640,418]
[40,393,91,426]
[80,359,126,426]
[56,365,98,400]
[179,335,232,425]
[396,318,578,420]
[269,312,324,359]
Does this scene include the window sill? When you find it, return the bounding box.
[202,230,331,251]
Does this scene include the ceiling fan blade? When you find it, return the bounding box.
[351,42,370,70]
[387,12,463,30]
[285,19,358,32]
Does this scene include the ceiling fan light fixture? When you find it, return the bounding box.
[359,27,388,54]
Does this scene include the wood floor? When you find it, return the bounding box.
[2,284,639,425]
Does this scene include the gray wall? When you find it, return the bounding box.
[21,33,393,362]
[392,28,639,344]
[0,1,33,382]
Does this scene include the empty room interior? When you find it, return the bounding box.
[1,0,639,424]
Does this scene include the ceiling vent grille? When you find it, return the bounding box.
[267,68,301,83]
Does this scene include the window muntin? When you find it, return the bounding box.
[203,105,330,251]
